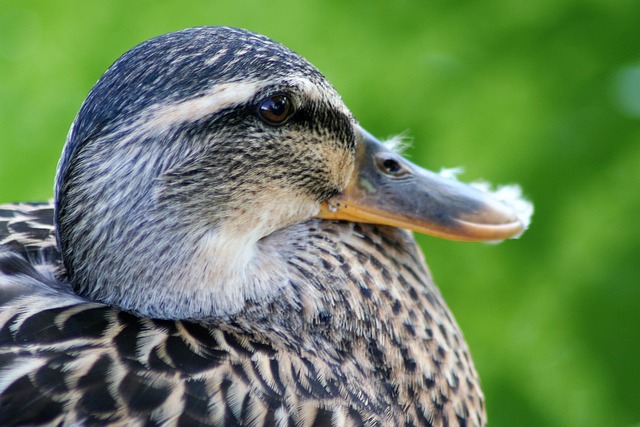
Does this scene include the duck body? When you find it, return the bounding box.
[0,27,530,426]
[0,203,483,426]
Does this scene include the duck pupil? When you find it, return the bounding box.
[259,95,290,124]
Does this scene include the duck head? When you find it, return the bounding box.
[54,27,530,319]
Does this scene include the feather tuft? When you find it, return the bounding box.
[383,133,412,154]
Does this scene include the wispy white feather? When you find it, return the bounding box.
[383,133,412,154]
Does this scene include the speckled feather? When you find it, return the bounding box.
[0,27,488,426]
[0,203,484,426]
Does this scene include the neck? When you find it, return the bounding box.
[84,213,310,319]
[60,174,327,319]
[184,225,294,319]
[69,225,290,319]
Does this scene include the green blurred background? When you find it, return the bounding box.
[1,1,638,425]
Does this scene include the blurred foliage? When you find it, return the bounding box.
[1,1,639,425]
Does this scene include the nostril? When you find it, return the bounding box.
[378,157,408,177]
[383,159,402,174]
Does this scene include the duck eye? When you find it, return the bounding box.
[378,157,409,177]
[258,94,294,125]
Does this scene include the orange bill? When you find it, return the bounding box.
[316,128,526,242]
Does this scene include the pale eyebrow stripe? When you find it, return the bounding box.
[142,76,333,132]
[135,81,262,136]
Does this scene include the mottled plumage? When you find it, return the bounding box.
[0,27,530,426]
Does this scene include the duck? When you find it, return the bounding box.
[0,27,532,427]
